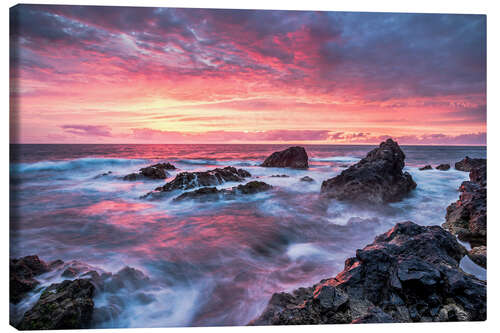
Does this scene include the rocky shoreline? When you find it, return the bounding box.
[10,139,487,328]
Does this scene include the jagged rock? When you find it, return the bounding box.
[436,164,450,171]
[320,139,416,204]
[455,157,486,172]
[261,147,309,169]
[300,176,314,182]
[251,222,485,325]
[124,162,176,181]
[443,165,486,248]
[17,279,95,330]
[10,255,51,304]
[468,246,486,268]
[150,166,251,194]
[419,165,433,170]
[173,181,272,202]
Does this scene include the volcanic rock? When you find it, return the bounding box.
[443,165,486,248]
[455,157,486,172]
[173,181,272,202]
[17,279,95,330]
[251,222,485,325]
[300,176,315,182]
[153,166,251,193]
[261,147,309,169]
[419,165,432,170]
[320,139,416,204]
[436,164,450,171]
[10,255,51,304]
[124,162,176,181]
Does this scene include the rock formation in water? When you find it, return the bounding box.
[173,181,272,202]
[10,255,62,304]
[300,176,314,182]
[419,165,432,170]
[147,166,251,197]
[123,162,176,181]
[320,139,416,204]
[443,160,486,268]
[261,147,309,169]
[436,164,450,171]
[18,279,95,330]
[455,157,486,172]
[251,222,486,325]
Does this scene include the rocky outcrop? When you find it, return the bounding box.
[419,165,432,170]
[150,166,251,195]
[173,181,272,202]
[124,162,176,181]
[300,176,314,182]
[443,162,486,267]
[436,164,450,171]
[251,222,486,325]
[455,157,486,172]
[261,147,309,169]
[10,255,54,304]
[18,279,95,330]
[320,139,416,204]
[271,174,290,178]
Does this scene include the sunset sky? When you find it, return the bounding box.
[10,5,486,144]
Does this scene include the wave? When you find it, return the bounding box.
[11,158,148,173]
[310,156,360,163]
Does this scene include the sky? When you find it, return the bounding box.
[10,5,486,144]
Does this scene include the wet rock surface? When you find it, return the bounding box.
[18,279,95,330]
[261,146,309,169]
[419,165,432,170]
[251,222,485,325]
[124,162,176,181]
[320,139,416,204]
[149,166,251,196]
[300,176,314,182]
[443,164,486,248]
[10,255,51,304]
[468,246,486,269]
[173,181,272,202]
[436,164,450,171]
[455,157,486,172]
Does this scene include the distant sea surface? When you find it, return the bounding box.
[10,144,486,328]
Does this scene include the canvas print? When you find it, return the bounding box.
[9,4,486,329]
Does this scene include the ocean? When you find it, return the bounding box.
[9,144,487,327]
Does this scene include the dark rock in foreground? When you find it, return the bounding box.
[436,164,450,171]
[10,255,51,304]
[300,176,314,182]
[261,147,308,169]
[468,246,486,269]
[173,181,272,202]
[455,157,486,172]
[151,166,251,194]
[124,162,176,181]
[419,165,432,170]
[251,222,486,325]
[18,279,95,330]
[320,139,416,204]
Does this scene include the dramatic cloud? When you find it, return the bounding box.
[10,5,486,144]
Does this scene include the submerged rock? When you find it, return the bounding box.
[455,156,486,172]
[173,181,272,202]
[419,165,433,170]
[300,176,314,182]
[124,162,176,181]
[261,147,309,169]
[18,279,95,330]
[436,164,450,171]
[151,166,251,194]
[251,222,485,325]
[10,255,51,304]
[271,174,290,178]
[320,139,416,204]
